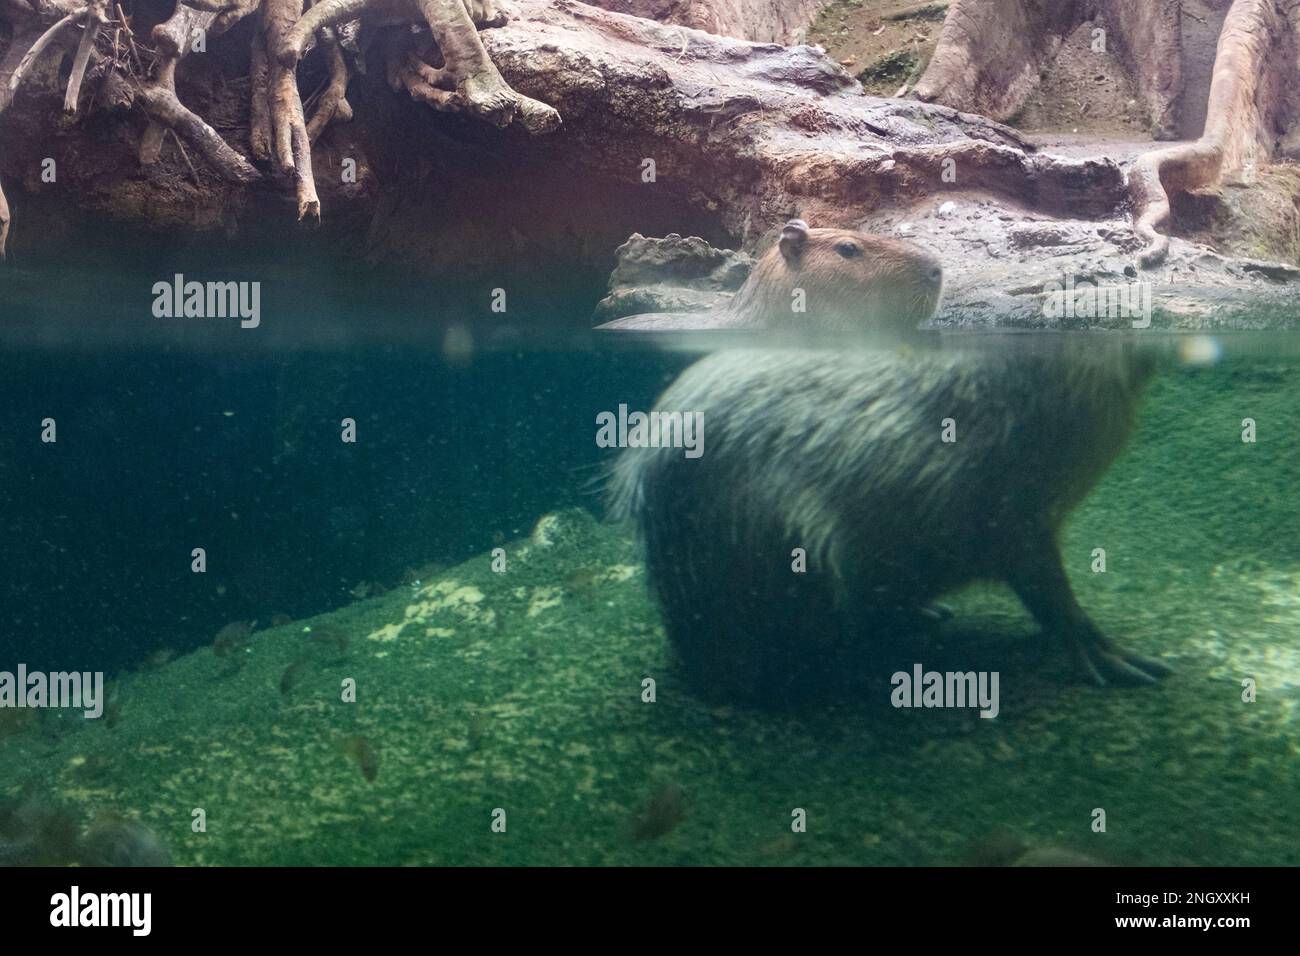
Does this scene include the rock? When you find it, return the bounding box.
[2,0,1297,327]
[586,0,826,45]
[592,233,754,323]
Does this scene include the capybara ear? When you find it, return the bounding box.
[779,219,810,262]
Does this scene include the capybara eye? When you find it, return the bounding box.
[835,241,861,259]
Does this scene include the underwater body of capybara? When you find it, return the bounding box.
[609,341,1172,702]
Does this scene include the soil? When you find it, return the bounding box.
[1010,19,1147,137]
[808,0,944,96]
[811,1,1152,138]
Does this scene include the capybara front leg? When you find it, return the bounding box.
[1008,530,1172,687]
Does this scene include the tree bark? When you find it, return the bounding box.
[1129,0,1291,266]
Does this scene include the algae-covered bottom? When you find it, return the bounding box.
[1,355,1298,866]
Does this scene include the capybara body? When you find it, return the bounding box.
[609,343,1170,702]
[597,220,944,334]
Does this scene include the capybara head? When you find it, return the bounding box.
[727,219,944,334]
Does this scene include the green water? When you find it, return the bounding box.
[1,335,1297,866]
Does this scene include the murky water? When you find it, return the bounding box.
[1,268,1298,865]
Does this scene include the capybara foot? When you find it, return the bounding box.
[1072,625,1172,687]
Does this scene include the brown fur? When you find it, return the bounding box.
[597,220,943,333]
[608,341,1171,703]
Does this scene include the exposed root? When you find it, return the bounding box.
[8,10,82,96]
[513,90,562,135]
[913,0,1182,138]
[279,0,389,65]
[0,182,9,261]
[0,0,564,258]
[0,0,559,249]
[306,28,351,142]
[169,127,202,185]
[138,119,165,165]
[1129,0,1286,268]
[1128,142,1219,270]
[113,3,143,74]
[182,0,263,35]
[132,85,262,183]
[63,0,108,113]
[266,0,320,220]
[280,0,559,132]
[137,7,226,176]
[250,27,273,161]
[103,66,262,182]
[2,5,86,258]
[412,0,513,126]
[387,34,460,110]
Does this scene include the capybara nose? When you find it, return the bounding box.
[927,264,944,287]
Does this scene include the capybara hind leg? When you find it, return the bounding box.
[1008,532,1172,687]
[1066,620,1174,687]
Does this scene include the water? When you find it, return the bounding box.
[1,265,1298,866]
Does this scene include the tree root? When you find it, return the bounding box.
[9,10,82,96]
[0,179,9,261]
[915,0,1297,268]
[306,28,352,143]
[0,0,561,253]
[278,0,560,132]
[912,0,1182,138]
[131,78,263,182]
[130,2,267,184]
[63,0,107,113]
[280,0,393,64]
[250,26,273,160]
[1129,0,1287,268]
[1,4,86,258]
[265,0,320,220]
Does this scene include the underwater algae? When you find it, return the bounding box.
[0,357,1297,867]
